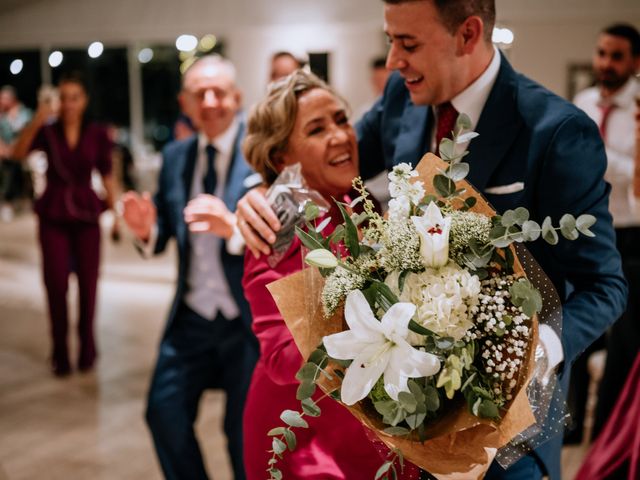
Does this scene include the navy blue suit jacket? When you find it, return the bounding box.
[357,56,627,478]
[152,121,255,335]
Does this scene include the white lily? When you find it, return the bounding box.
[323,290,441,405]
[411,202,452,268]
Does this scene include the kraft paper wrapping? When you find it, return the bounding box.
[266,153,538,479]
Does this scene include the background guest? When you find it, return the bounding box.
[121,55,258,480]
[12,72,117,376]
[573,23,640,440]
[0,85,33,221]
[269,51,305,82]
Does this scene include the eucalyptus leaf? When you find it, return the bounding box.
[434,174,456,197]
[448,162,470,182]
[296,381,316,400]
[307,349,327,366]
[559,214,579,240]
[489,225,512,248]
[541,217,559,245]
[424,385,440,411]
[295,363,317,382]
[521,220,541,242]
[405,412,427,429]
[514,207,530,224]
[576,214,597,237]
[269,468,283,480]
[456,113,473,132]
[438,138,455,161]
[268,427,286,437]
[301,398,321,417]
[283,429,297,451]
[272,437,286,455]
[280,410,308,428]
[398,391,418,414]
[455,131,480,144]
[464,196,477,209]
[501,210,518,227]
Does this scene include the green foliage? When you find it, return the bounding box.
[509,278,543,317]
[280,410,309,429]
[336,201,360,259]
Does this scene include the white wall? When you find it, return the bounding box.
[1,0,639,115]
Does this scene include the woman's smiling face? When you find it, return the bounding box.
[280,88,359,199]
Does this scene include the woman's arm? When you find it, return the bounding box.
[242,247,304,386]
[11,105,52,161]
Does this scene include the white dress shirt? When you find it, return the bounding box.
[184,120,241,320]
[431,47,563,371]
[574,77,640,227]
[430,46,501,152]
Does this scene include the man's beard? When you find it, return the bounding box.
[596,69,631,91]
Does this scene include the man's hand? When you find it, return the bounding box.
[235,186,281,257]
[184,194,236,239]
[121,191,156,242]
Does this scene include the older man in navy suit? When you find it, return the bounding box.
[236,1,627,479]
[122,55,258,480]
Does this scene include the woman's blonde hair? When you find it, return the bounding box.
[243,69,347,185]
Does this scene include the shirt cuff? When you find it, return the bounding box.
[538,323,564,374]
[134,224,158,258]
[226,224,245,256]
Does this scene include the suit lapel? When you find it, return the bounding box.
[465,55,523,191]
[393,98,430,168]
[180,136,199,205]
[223,121,246,210]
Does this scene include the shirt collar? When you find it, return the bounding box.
[450,46,501,129]
[600,76,639,108]
[198,117,239,157]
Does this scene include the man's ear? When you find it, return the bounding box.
[457,16,485,55]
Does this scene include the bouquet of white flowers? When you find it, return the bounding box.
[265,115,594,479]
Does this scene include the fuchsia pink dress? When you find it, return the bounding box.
[241,203,421,480]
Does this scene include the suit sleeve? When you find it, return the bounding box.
[537,113,627,367]
[356,90,388,181]
[152,147,173,255]
[242,248,304,386]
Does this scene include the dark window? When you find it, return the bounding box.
[0,50,42,109]
[51,47,130,126]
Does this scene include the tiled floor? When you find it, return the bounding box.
[0,213,232,480]
[0,212,588,479]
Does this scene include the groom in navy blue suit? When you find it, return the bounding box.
[236,1,627,479]
[357,1,627,479]
[122,55,258,480]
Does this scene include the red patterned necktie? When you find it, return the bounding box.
[435,102,459,155]
[598,104,615,142]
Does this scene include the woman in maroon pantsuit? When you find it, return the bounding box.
[14,73,117,376]
[240,71,421,479]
